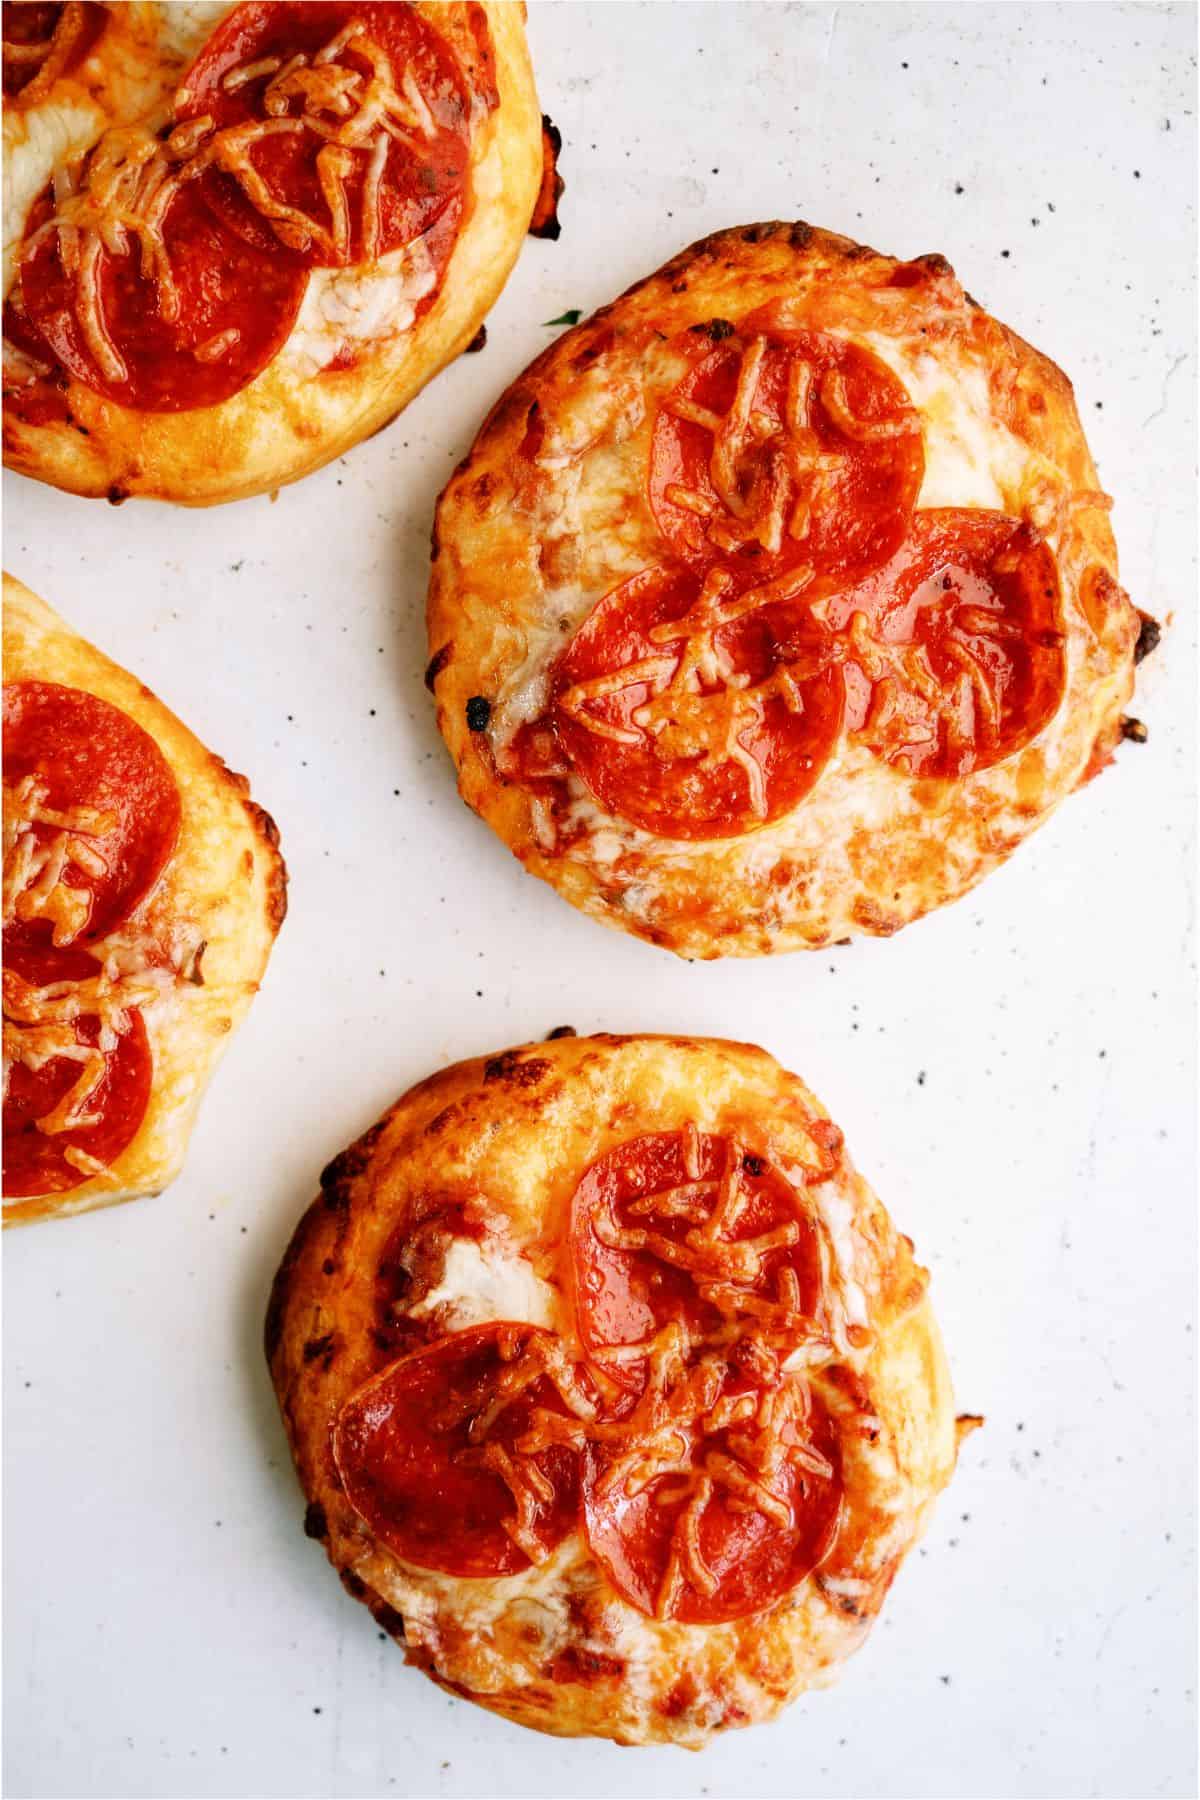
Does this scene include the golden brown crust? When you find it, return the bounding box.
[267,1031,960,1747]
[3,572,286,1223]
[428,221,1141,958]
[2,2,543,504]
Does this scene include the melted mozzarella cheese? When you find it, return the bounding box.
[3,98,102,299]
[864,334,1025,509]
[405,1235,558,1332]
[282,240,440,376]
[151,1,240,64]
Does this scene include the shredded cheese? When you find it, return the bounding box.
[20,14,443,382]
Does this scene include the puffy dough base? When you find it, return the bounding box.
[267,1031,962,1746]
[3,572,286,1224]
[427,221,1141,958]
[2,2,544,505]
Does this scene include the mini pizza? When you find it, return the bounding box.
[267,1031,965,1747]
[428,221,1146,958]
[2,1,545,504]
[3,572,286,1223]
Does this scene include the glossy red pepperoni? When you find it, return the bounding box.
[332,1322,583,1578]
[582,1358,841,1624]
[828,509,1066,778]
[551,564,844,840]
[570,1128,826,1384]
[650,325,923,593]
[174,1,471,270]
[3,680,181,947]
[2,940,152,1197]
[18,175,307,413]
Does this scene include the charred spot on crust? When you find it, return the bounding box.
[106,485,129,505]
[546,1025,577,1040]
[370,1600,406,1639]
[303,1332,336,1367]
[529,114,564,239]
[463,324,487,354]
[1135,612,1162,663]
[1120,715,1148,743]
[320,1120,389,1208]
[788,221,814,251]
[340,1569,368,1600]
[483,1050,552,1087]
[742,1153,765,1176]
[303,1501,328,1540]
[424,643,452,691]
[548,1646,626,1683]
[321,1258,338,1277]
[466,695,491,732]
[689,317,735,341]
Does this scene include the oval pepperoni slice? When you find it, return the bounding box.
[582,1351,841,1623]
[3,680,182,947]
[2,940,152,1197]
[828,509,1066,779]
[570,1127,826,1386]
[18,168,308,413]
[650,325,923,592]
[174,1,471,271]
[332,1322,587,1578]
[551,565,844,840]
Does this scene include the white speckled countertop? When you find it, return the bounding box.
[3,4,1196,1797]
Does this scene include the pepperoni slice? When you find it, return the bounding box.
[332,1322,584,1578]
[582,1354,841,1624]
[570,1128,825,1383]
[18,172,307,413]
[551,564,844,840]
[827,509,1066,779]
[174,1,471,270]
[2,940,152,1197]
[3,681,182,947]
[650,325,923,592]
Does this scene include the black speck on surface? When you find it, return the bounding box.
[954,182,964,194]
[917,1071,927,1086]
[1001,249,1011,258]
[465,696,491,732]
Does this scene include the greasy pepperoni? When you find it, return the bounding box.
[3,681,181,946]
[174,1,471,270]
[650,325,923,592]
[828,509,1066,778]
[551,564,844,840]
[582,1361,841,1624]
[570,1129,824,1381]
[18,178,307,413]
[2,940,152,1197]
[332,1323,582,1578]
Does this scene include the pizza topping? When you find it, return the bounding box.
[552,564,844,839]
[2,940,153,1197]
[826,509,1066,778]
[580,1324,842,1623]
[18,148,308,412]
[333,1322,589,1577]
[3,682,181,946]
[2,2,102,102]
[570,1126,830,1372]
[173,1,472,270]
[650,327,923,592]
